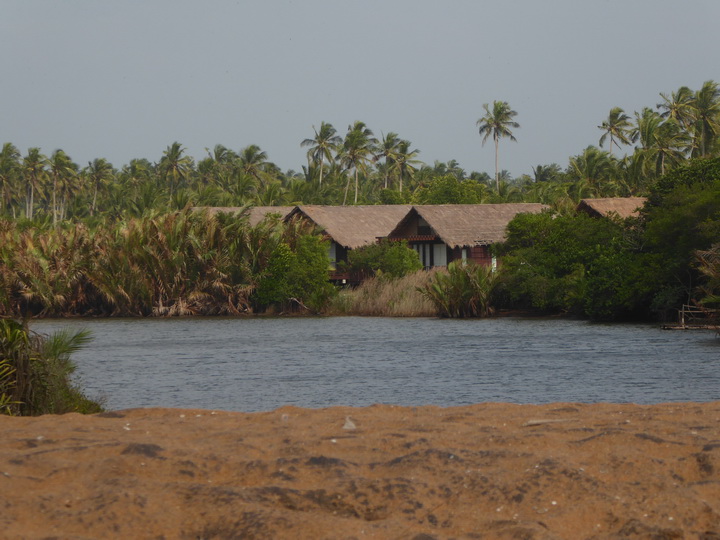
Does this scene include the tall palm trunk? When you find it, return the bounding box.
[26,185,33,220]
[91,184,98,216]
[342,173,351,206]
[494,134,500,192]
[354,169,359,204]
[52,178,58,226]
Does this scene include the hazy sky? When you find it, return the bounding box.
[2,1,717,178]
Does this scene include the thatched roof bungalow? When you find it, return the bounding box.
[286,205,412,266]
[577,197,646,220]
[386,204,549,268]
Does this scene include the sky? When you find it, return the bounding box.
[2,0,718,179]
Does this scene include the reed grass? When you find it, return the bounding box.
[326,270,437,317]
[419,261,498,317]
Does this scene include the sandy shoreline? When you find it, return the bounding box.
[1,402,720,539]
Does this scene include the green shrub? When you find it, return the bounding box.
[346,239,422,278]
[419,262,498,318]
[286,235,337,311]
[254,235,335,312]
[0,319,103,416]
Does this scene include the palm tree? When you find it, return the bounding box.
[337,121,377,205]
[392,140,421,193]
[532,164,562,183]
[651,119,691,176]
[84,158,114,216]
[301,122,341,187]
[657,86,695,130]
[631,107,664,150]
[22,148,47,220]
[159,142,193,197]
[631,108,692,180]
[199,144,238,190]
[566,146,617,196]
[598,107,632,154]
[690,80,720,157]
[375,132,401,189]
[477,101,519,192]
[209,143,236,166]
[48,149,78,225]
[238,144,269,183]
[0,143,21,217]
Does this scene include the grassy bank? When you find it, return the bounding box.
[326,270,437,317]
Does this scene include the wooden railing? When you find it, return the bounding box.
[677,304,720,329]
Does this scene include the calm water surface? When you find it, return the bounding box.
[32,317,719,411]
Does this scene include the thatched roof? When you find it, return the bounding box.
[577,197,647,219]
[288,205,412,249]
[388,204,549,248]
[192,206,295,226]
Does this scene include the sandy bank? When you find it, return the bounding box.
[1,402,720,539]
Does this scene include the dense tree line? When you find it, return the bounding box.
[0,81,718,322]
[0,159,717,322]
[495,158,720,321]
[0,210,335,317]
[1,81,718,221]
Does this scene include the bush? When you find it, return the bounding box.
[345,239,422,278]
[254,235,336,312]
[0,319,103,416]
[497,212,625,315]
[419,262,498,318]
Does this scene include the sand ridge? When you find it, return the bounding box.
[1,402,720,539]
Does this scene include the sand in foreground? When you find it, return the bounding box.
[1,402,720,539]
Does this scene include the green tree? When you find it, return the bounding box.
[497,211,640,317]
[566,146,618,196]
[301,122,341,187]
[598,107,632,154]
[199,144,238,191]
[0,143,21,217]
[84,158,114,216]
[159,142,193,197]
[239,144,269,182]
[393,139,421,193]
[375,132,400,189]
[532,164,562,183]
[657,86,695,130]
[338,121,377,205]
[651,119,691,176]
[477,101,519,192]
[690,80,720,157]
[413,174,486,204]
[48,149,78,225]
[254,235,334,312]
[22,148,47,220]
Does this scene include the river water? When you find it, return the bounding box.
[32,317,719,412]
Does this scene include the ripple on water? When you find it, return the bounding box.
[31,317,719,411]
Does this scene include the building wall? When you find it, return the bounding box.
[328,241,349,268]
[412,243,495,269]
[448,245,494,267]
[411,242,449,268]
